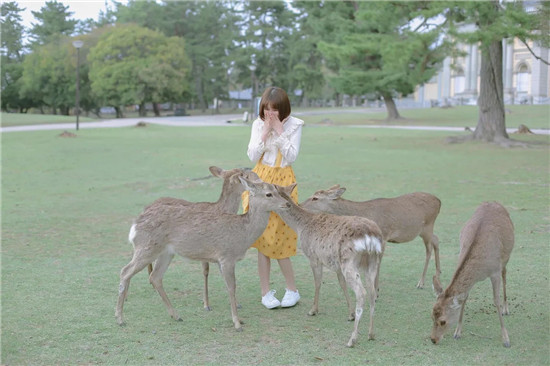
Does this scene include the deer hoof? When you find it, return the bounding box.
[204,306,212,311]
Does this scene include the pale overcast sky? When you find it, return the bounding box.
[17,1,125,29]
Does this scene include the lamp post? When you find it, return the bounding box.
[249,64,256,121]
[72,40,84,130]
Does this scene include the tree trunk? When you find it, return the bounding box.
[382,93,401,120]
[115,106,124,118]
[153,103,160,117]
[139,102,146,117]
[474,40,509,142]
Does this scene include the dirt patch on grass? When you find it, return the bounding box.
[58,130,77,138]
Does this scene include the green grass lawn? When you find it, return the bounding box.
[2,104,549,130]
[1,124,549,365]
[298,104,550,130]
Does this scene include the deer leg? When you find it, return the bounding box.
[202,261,211,311]
[342,263,366,348]
[432,234,441,277]
[416,233,433,289]
[308,262,323,316]
[364,255,379,341]
[453,295,468,339]
[336,269,354,321]
[116,249,155,325]
[501,266,509,315]
[149,250,181,321]
[490,273,511,348]
[219,261,242,331]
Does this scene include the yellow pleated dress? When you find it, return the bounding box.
[242,150,299,259]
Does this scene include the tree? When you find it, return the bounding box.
[114,1,239,112]
[161,1,240,112]
[19,39,75,114]
[280,2,326,106]
[301,1,449,120]
[1,1,34,111]
[27,1,77,47]
[236,1,298,93]
[88,24,190,117]
[444,0,549,145]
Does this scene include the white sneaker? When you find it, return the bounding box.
[261,290,281,309]
[281,289,300,308]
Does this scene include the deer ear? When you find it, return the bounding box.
[239,176,256,195]
[247,171,262,182]
[209,166,223,178]
[432,275,444,297]
[286,183,297,195]
[328,187,346,199]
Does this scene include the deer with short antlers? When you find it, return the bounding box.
[301,185,441,289]
[275,184,385,347]
[116,175,291,331]
[431,201,514,348]
[142,166,254,310]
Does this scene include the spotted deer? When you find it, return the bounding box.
[301,185,441,288]
[115,175,291,331]
[431,201,514,348]
[275,184,385,347]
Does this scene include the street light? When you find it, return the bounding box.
[72,40,84,131]
[249,64,256,121]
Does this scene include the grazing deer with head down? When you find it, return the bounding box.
[431,201,514,348]
[116,175,291,331]
[274,184,385,347]
[301,185,441,288]
[142,166,254,310]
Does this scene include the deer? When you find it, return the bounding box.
[301,185,441,289]
[115,175,292,331]
[274,184,385,347]
[430,201,514,348]
[141,166,253,310]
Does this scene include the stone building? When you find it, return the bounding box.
[415,38,549,107]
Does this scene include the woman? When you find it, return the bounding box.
[242,86,304,309]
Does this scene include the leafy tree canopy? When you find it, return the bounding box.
[28,1,77,47]
[88,23,190,113]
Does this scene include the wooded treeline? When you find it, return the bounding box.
[1,1,548,142]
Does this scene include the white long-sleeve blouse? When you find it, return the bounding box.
[246,115,304,168]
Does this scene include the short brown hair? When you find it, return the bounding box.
[259,87,291,121]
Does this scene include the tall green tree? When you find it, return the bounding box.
[235,1,297,95]
[1,1,34,111]
[158,1,241,112]
[444,0,549,145]
[302,1,449,120]
[27,1,77,47]
[19,38,75,114]
[88,24,190,117]
[279,2,325,106]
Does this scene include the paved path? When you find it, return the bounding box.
[1,112,548,134]
[0,114,244,132]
